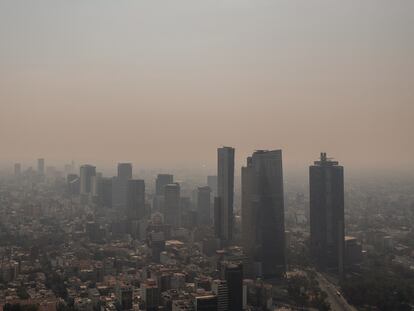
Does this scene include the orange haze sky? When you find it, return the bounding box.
[0,0,413,172]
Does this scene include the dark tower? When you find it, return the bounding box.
[216,147,235,245]
[241,150,286,279]
[127,179,146,220]
[310,152,345,275]
[197,186,212,225]
[222,262,243,311]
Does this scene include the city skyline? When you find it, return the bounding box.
[1,1,413,310]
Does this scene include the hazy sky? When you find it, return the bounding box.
[0,0,413,172]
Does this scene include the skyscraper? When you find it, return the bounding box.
[113,163,132,209]
[241,150,286,279]
[118,163,132,180]
[207,175,218,196]
[98,177,113,208]
[37,158,45,175]
[164,183,181,227]
[310,152,345,275]
[127,179,146,220]
[197,186,212,225]
[222,262,243,311]
[153,174,174,212]
[155,174,173,195]
[211,280,229,311]
[216,147,235,244]
[80,165,96,195]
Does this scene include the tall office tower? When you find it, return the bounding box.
[207,175,218,196]
[37,158,45,175]
[211,280,229,311]
[91,172,102,197]
[99,177,113,208]
[113,163,133,209]
[118,163,133,180]
[127,179,146,220]
[216,146,235,244]
[80,165,96,195]
[155,174,174,195]
[197,186,212,225]
[214,197,222,239]
[222,262,243,311]
[14,163,21,176]
[153,174,173,212]
[241,150,286,279]
[67,174,80,195]
[310,152,345,275]
[164,183,181,227]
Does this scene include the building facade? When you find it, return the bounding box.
[216,147,235,244]
[241,150,286,279]
[310,152,345,274]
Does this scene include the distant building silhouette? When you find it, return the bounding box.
[310,152,345,275]
[113,163,132,209]
[127,179,146,220]
[80,165,96,195]
[164,183,181,227]
[242,150,286,279]
[67,173,80,195]
[153,174,174,212]
[207,175,218,196]
[197,186,212,225]
[98,177,113,208]
[215,147,235,245]
[156,174,173,195]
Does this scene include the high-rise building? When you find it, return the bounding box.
[37,158,45,175]
[14,163,21,176]
[207,175,218,196]
[67,174,80,195]
[127,179,146,220]
[216,147,235,244]
[156,174,173,195]
[214,197,222,239]
[118,163,132,180]
[211,280,229,311]
[222,262,243,311]
[91,172,102,198]
[140,279,160,311]
[310,152,345,275]
[164,183,181,227]
[113,163,132,209]
[197,186,212,225]
[98,177,113,208]
[153,174,173,212]
[241,150,286,279]
[80,165,96,195]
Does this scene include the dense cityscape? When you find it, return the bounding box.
[1,1,413,310]
[0,149,413,311]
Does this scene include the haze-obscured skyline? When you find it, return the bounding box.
[1,0,413,171]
